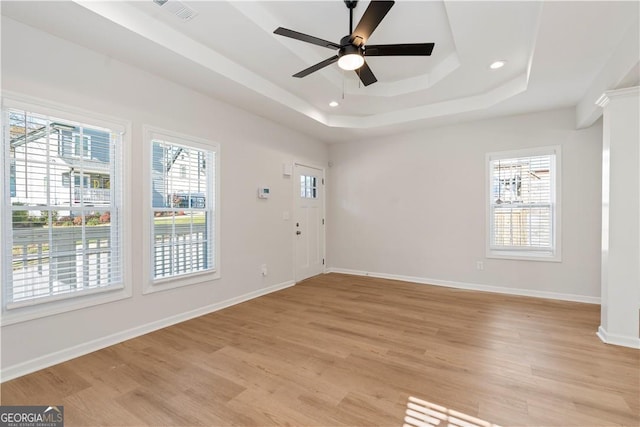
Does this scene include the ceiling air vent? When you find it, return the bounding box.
[152,0,199,22]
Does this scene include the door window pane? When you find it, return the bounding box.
[300,175,318,199]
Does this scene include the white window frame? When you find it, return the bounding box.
[486,146,561,262]
[142,125,220,294]
[1,92,131,326]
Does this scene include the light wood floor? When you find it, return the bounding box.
[1,273,638,426]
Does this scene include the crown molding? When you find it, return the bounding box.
[596,86,640,108]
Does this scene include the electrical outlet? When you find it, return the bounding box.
[476,261,484,271]
[261,264,268,276]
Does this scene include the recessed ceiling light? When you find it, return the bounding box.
[490,60,506,70]
[329,101,339,107]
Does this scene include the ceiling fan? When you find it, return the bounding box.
[273,0,434,86]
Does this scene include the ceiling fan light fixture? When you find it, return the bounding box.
[338,43,364,71]
[338,53,365,71]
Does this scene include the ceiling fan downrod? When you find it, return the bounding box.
[345,0,358,34]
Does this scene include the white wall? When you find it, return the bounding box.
[1,18,328,377]
[328,109,603,301]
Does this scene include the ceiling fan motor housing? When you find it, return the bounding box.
[339,40,363,58]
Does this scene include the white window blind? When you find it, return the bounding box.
[488,148,558,259]
[3,108,123,308]
[150,136,216,280]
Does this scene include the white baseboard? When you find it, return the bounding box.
[597,326,640,349]
[1,280,295,383]
[327,267,601,304]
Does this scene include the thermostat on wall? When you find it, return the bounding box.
[258,187,270,199]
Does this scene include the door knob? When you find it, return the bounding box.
[296,231,302,235]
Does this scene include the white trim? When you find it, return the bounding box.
[326,268,601,305]
[486,145,560,161]
[2,91,127,134]
[1,288,132,327]
[0,279,295,382]
[596,86,640,108]
[145,125,219,153]
[597,325,640,349]
[486,251,561,262]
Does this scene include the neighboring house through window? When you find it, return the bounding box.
[487,146,561,261]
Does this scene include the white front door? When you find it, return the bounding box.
[294,164,324,281]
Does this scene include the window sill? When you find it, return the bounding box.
[143,269,220,294]
[1,285,131,326]
[487,250,561,262]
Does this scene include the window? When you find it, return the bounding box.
[487,147,561,261]
[300,175,318,199]
[147,127,218,289]
[73,133,91,158]
[2,104,124,311]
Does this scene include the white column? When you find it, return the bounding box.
[596,86,640,348]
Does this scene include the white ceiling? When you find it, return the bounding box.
[2,1,639,143]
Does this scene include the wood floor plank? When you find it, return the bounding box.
[2,273,638,426]
[62,385,147,427]
[114,387,204,426]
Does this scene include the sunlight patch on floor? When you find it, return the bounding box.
[404,396,502,427]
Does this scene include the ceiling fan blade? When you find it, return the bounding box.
[351,1,395,46]
[293,55,339,78]
[274,27,341,50]
[365,43,435,56]
[355,61,377,86]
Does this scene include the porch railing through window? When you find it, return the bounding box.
[73,188,111,204]
[11,223,207,302]
[153,223,209,278]
[11,226,114,303]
